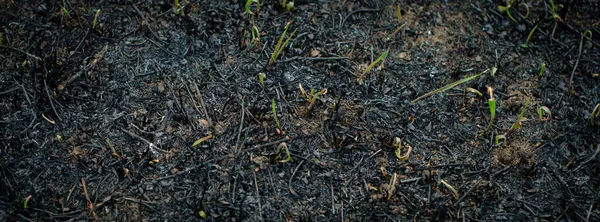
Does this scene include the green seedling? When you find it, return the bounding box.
[275,142,291,163]
[61,6,70,17]
[245,0,260,16]
[357,51,388,83]
[174,0,183,15]
[192,133,212,147]
[23,195,32,209]
[258,72,266,88]
[92,9,100,29]
[520,2,530,18]
[465,87,482,96]
[498,0,517,22]
[387,173,398,200]
[549,0,563,20]
[495,134,507,145]
[440,179,459,200]
[538,106,551,122]
[412,69,489,103]
[521,24,538,48]
[591,104,600,125]
[393,137,412,161]
[0,33,3,45]
[271,99,281,130]
[282,0,294,11]
[388,5,406,40]
[251,24,261,49]
[269,21,297,67]
[584,30,593,39]
[299,83,327,115]
[511,97,530,130]
[198,210,207,219]
[480,86,496,136]
[539,63,546,77]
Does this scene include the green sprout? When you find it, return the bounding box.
[174,0,183,15]
[192,133,212,147]
[537,106,551,122]
[92,9,100,29]
[393,137,412,161]
[539,63,546,77]
[520,2,530,18]
[387,5,406,40]
[282,0,294,11]
[245,0,260,16]
[275,142,291,163]
[549,0,563,20]
[521,24,538,48]
[198,210,207,219]
[23,195,32,209]
[440,179,459,200]
[269,21,297,67]
[0,33,3,46]
[495,134,507,145]
[511,97,531,130]
[251,24,261,49]
[271,99,281,130]
[480,86,496,136]
[299,83,327,115]
[498,0,517,22]
[258,72,266,88]
[357,51,388,83]
[412,69,490,103]
[61,6,70,17]
[387,173,398,200]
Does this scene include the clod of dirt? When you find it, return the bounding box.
[492,139,536,167]
[501,81,537,112]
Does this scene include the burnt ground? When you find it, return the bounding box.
[1,0,600,221]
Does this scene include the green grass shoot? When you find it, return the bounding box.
[511,97,530,130]
[539,63,546,77]
[538,106,551,121]
[258,72,266,88]
[549,0,562,20]
[480,86,496,136]
[495,134,506,145]
[412,69,489,103]
[245,0,260,16]
[357,51,388,82]
[440,179,459,200]
[282,0,294,11]
[299,83,327,114]
[192,133,212,147]
[276,142,291,163]
[92,9,100,29]
[497,0,517,22]
[521,24,537,48]
[61,6,70,17]
[269,21,297,67]
[271,99,281,129]
[252,25,261,49]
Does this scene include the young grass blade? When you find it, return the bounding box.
[512,97,530,130]
[357,51,388,82]
[269,21,296,67]
[271,99,281,129]
[412,69,489,103]
[480,86,496,136]
[521,25,538,48]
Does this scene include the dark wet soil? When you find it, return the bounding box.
[1,0,600,221]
